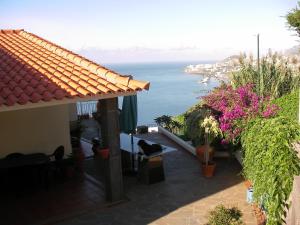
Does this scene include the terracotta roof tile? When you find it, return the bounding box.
[0,29,150,107]
[42,91,53,101]
[7,94,18,106]
[0,96,4,106]
[31,92,42,103]
[18,93,29,104]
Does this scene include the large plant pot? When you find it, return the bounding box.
[244,180,253,189]
[97,148,109,159]
[201,162,216,178]
[253,204,267,225]
[196,145,214,162]
[65,165,75,178]
[73,145,85,172]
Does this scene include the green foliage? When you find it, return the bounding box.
[230,53,300,99]
[241,117,300,225]
[287,2,300,36]
[154,115,183,133]
[172,114,185,125]
[154,115,172,129]
[272,91,299,122]
[207,205,244,225]
[183,103,210,146]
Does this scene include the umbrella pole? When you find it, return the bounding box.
[130,133,135,171]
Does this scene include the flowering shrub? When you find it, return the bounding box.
[202,84,279,143]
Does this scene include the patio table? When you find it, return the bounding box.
[120,133,177,156]
[120,133,177,175]
[0,153,50,169]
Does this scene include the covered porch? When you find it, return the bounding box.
[0,131,257,225]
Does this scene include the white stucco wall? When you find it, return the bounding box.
[0,104,72,158]
[69,103,78,122]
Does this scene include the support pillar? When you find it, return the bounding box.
[99,98,124,202]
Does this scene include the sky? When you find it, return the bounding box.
[0,0,299,63]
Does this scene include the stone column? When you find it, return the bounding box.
[99,98,124,202]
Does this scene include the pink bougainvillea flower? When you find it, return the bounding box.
[201,83,279,143]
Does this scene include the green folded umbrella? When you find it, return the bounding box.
[120,95,138,134]
[120,95,138,172]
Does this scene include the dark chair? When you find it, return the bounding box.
[47,146,65,184]
[51,146,65,161]
[5,153,24,160]
[2,153,25,191]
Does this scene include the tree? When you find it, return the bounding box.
[287,2,300,36]
[286,2,300,124]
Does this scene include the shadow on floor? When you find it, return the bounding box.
[0,175,106,225]
[77,143,248,225]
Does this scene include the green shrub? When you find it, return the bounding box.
[183,103,210,146]
[207,205,244,225]
[241,117,300,225]
[154,115,183,134]
[272,91,299,122]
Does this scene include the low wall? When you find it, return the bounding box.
[157,126,196,155]
[157,126,231,158]
[287,176,300,225]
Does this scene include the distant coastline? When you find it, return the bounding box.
[184,55,240,82]
[184,46,300,82]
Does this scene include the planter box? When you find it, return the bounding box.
[157,126,231,158]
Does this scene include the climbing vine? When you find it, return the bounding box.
[241,117,300,225]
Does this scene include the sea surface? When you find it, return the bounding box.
[109,61,222,125]
[78,62,220,125]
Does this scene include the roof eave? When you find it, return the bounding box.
[0,91,138,113]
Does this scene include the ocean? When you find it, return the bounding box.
[78,62,220,125]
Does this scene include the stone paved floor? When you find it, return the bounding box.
[55,132,257,225]
[0,175,106,225]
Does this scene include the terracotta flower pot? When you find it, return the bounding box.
[244,180,253,189]
[201,162,216,178]
[97,148,109,159]
[253,204,267,225]
[196,145,214,162]
[73,145,85,172]
[65,165,75,178]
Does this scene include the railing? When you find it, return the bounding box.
[76,101,97,116]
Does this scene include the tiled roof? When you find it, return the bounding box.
[0,29,150,107]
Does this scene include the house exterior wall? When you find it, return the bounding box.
[69,103,78,122]
[0,104,72,158]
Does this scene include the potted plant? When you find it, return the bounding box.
[196,144,214,162]
[207,204,244,225]
[92,137,109,159]
[70,121,86,172]
[200,116,220,177]
[63,153,76,178]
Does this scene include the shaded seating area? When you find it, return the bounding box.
[0,146,70,193]
[0,152,51,192]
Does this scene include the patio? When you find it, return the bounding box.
[0,131,257,225]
